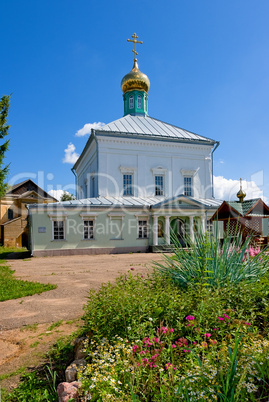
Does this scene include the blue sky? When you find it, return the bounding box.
[1,0,269,201]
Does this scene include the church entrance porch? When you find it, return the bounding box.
[151,213,207,252]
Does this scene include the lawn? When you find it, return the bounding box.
[0,247,56,302]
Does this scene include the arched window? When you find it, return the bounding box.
[129,95,134,109]
[137,95,142,109]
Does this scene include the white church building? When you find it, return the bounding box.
[28,34,222,257]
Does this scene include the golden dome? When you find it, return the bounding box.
[121,60,150,94]
[237,179,246,203]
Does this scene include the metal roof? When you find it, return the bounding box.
[28,195,221,210]
[191,197,223,208]
[95,114,216,144]
[38,196,166,208]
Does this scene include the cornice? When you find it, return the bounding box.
[97,136,212,152]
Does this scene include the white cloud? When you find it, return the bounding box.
[62,142,80,164]
[213,176,266,202]
[48,190,74,201]
[75,122,105,137]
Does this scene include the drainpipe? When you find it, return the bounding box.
[211,141,220,198]
[71,168,78,199]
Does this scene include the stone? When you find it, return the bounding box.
[65,358,86,382]
[74,337,87,360]
[57,381,80,402]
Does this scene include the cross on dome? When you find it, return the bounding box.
[127,33,143,62]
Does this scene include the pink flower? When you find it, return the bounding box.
[137,362,140,366]
[158,326,168,334]
[165,363,173,369]
[213,328,219,331]
[205,333,211,338]
[244,322,251,326]
[192,341,197,345]
[210,340,217,345]
[174,367,177,370]
[183,349,191,352]
[172,344,176,348]
[130,267,135,270]
[170,328,174,333]
[186,315,195,321]
[178,337,188,346]
[218,317,225,321]
[224,314,230,319]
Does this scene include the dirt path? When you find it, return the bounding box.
[0,253,164,389]
[1,253,162,331]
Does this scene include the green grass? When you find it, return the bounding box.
[20,323,39,332]
[0,264,57,301]
[4,330,82,402]
[47,320,63,331]
[0,246,28,259]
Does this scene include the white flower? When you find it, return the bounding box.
[148,317,153,321]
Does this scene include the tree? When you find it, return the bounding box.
[0,95,10,197]
[60,191,76,201]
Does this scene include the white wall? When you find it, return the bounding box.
[76,139,98,198]
[97,136,213,198]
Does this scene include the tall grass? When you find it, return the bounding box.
[154,230,269,288]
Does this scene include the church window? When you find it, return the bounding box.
[137,95,142,109]
[8,209,14,220]
[83,220,94,240]
[138,220,148,238]
[53,220,65,240]
[184,177,192,197]
[129,95,134,109]
[123,174,133,196]
[155,175,164,196]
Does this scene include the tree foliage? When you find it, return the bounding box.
[60,191,76,201]
[0,95,10,197]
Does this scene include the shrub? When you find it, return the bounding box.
[154,231,269,288]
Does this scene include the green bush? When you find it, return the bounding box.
[82,270,269,342]
[80,271,269,401]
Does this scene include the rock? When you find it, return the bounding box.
[65,358,86,382]
[74,337,87,360]
[57,381,80,402]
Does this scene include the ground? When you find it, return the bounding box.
[0,253,163,391]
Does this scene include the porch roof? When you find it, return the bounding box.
[150,194,222,210]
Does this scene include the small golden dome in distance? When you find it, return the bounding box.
[237,178,246,203]
[121,60,150,94]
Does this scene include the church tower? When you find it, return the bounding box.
[121,33,150,117]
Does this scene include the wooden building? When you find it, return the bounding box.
[0,179,57,248]
[211,181,269,246]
